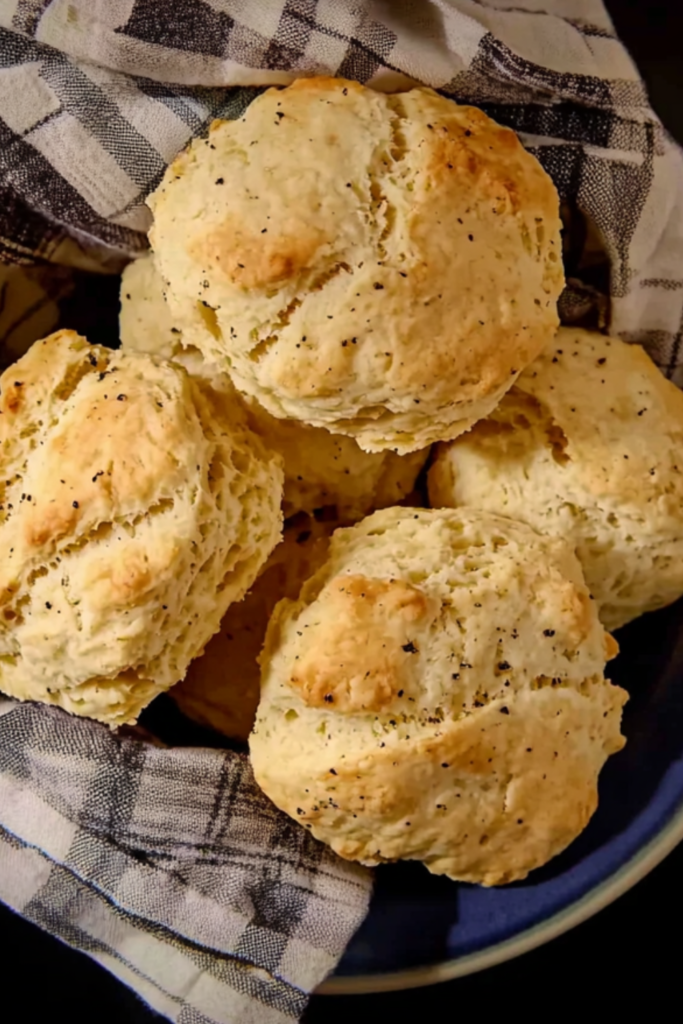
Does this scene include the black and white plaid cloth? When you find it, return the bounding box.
[0,1,682,1020]
[0,698,371,1022]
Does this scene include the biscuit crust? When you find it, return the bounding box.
[0,331,283,725]
[429,328,683,629]
[251,508,625,885]
[148,78,563,453]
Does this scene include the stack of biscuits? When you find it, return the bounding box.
[2,77,683,886]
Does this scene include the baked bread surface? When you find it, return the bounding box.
[148,77,563,453]
[429,328,683,629]
[120,254,428,520]
[250,507,626,885]
[0,330,283,725]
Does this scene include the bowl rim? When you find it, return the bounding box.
[317,797,683,995]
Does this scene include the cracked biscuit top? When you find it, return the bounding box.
[429,328,683,630]
[148,77,564,454]
[250,507,625,885]
[0,330,283,726]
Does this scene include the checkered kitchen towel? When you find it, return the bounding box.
[0,2,682,1021]
[0,698,371,1022]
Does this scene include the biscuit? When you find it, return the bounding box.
[429,328,683,630]
[0,330,283,726]
[119,252,182,360]
[250,507,626,886]
[171,513,333,741]
[120,255,428,520]
[245,399,428,520]
[148,77,563,453]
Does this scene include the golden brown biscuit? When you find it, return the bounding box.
[429,328,683,630]
[171,514,333,741]
[250,507,626,886]
[0,330,283,726]
[148,77,563,453]
[120,254,428,519]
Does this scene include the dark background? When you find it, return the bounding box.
[2,3,683,1021]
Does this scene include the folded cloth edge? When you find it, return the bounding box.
[0,699,372,1024]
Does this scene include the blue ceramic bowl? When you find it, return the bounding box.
[319,597,683,993]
